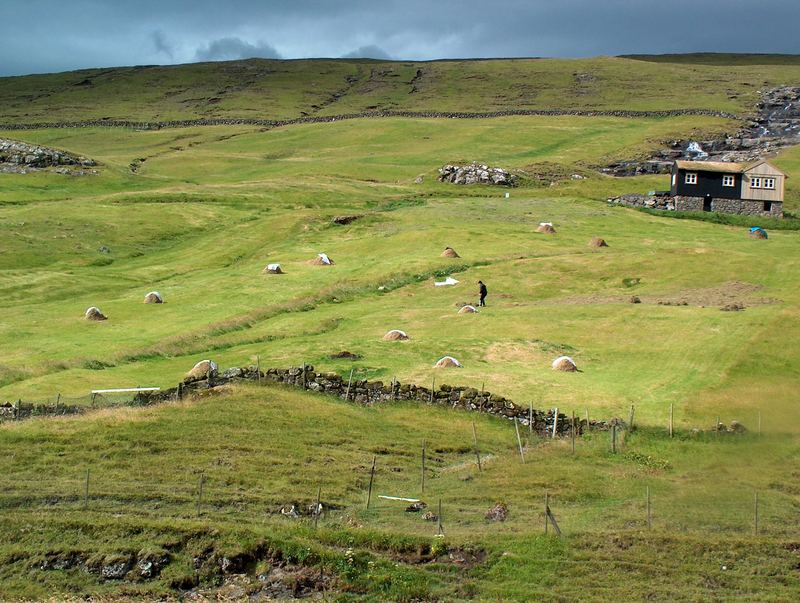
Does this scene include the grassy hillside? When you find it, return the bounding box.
[2,54,800,124]
[1,383,798,600]
[1,57,800,600]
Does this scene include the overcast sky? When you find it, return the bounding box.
[1,0,799,76]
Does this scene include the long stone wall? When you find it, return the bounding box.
[0,108,739,132]
[1,365,620,436]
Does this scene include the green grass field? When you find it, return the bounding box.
[1,56,799,601]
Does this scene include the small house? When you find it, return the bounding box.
[670,160,786,217]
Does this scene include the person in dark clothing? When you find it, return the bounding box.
[478,280,487,307]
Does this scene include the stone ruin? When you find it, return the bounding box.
[439,163,518,186]
[0,138,96,175]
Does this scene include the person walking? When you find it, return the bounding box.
[478,280,488,307]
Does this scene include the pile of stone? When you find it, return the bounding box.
[439,163,518,186]
[0,138,96,174]
[603,86,800,176]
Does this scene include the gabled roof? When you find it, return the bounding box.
[674,160,745,173]
[742,159,789,177]
[674,159,788,177]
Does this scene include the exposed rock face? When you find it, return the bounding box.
[603,87,800,176]
[439,163,518,186]
[0,138,96,174]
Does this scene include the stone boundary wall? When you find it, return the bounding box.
[609,193,783,217]
[0,108,739,132]
[1,365,621,436]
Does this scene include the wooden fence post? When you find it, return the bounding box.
[611,424,617,454]
[196,474,205,516]
[84,468,90,509]
[472,421,482,472]
[421,440,426,494]
[544,491,549,535]
[256,355,261,385]
[366,456,376,509]
[514,418,525,463]
[754,491,759,536]
[669,403,674,438]
[552,407,559,439]
[437,498,443,536]
[430,378,435,404]
[345,368,354,401]
[646,486,651,530]
[314,485,322,529]
[629,404,635,431]
[585,408,590,428]
[571,411,576,454]
[302,363,307,389]
[529,402,533,434]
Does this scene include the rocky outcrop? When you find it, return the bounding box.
[0,138,96,175]
[603,87,800,176]
[439,163,518,186]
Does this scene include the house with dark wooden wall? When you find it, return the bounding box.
[670,160,786,217]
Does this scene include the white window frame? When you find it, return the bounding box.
[763,177,776,190]
[722,174,735,187]
[750,177,762,189]
[685,172,697,185]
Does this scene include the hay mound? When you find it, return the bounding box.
[383,329,410,341]
[434,356,462,368]
[441,246,460,258]
[185,359,218,382]
[458,305,478,314]
[84,306,107,321]
[263,263,284,274]
[749,227,768,240]
[308,253,334,266]
[552,356,578,372]
[143,291,163,304]
[589,237,608,247]
[537,222,556,234]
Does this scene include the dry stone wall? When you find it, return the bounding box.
[1,365,621,435]
[609,193,783,217]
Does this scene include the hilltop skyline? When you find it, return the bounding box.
[1,0,799,76]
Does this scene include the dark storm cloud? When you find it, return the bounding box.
[151,30,174,59]
[341,45,391,60]
[195,37,282,61]
[0,0,798,76]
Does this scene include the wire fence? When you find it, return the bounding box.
[0,466,792,540]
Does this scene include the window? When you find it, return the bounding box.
[764,201,773,212]
[672,173,676,186]
[763,178,776,189]
[685,172,697,185]
[750,177,762,189]
[722,174,735,187]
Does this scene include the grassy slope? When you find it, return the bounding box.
[3,55,800,123]
[1,384,798,601]
[1,56,799,600]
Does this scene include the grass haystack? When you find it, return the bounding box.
[589,237,608,247]
[537,222,556,234]
[263,263,284,274]
[143,291,163,304]
[383,329,410,341]
[749,227,768,240]
[308,253,334,266]
[458,305,478,314]
[84,306,107,321]
[552,356,578,372]
[434,356,462,368]
[441,246,460,258]
[185,359,218,382]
